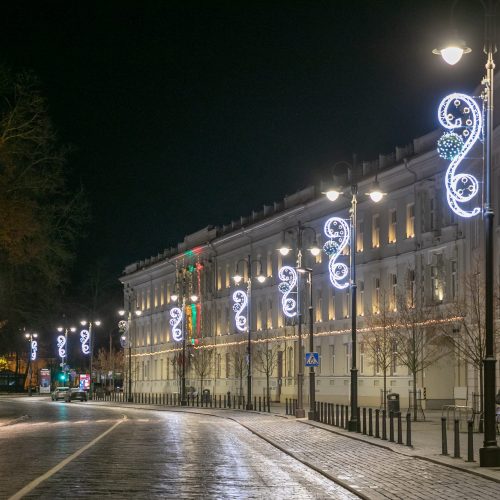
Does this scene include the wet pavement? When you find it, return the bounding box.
[0,397,354,499]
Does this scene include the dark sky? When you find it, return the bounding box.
[0,0,485,277]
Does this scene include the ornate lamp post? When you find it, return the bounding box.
[324,159,384,431]
[278,221,320,418]
[118,285,142,403]
[170,274,198,407]
[80,319,101,399]
[56,323,77,384]
[433,0,500,466]
[25,331,38,395]
[233,255,266,410]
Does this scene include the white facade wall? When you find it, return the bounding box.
[120,126,500,411]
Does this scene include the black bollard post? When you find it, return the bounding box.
[406,412,412,447]
[285,398,289,415]
[397,412,403,444]
[258,396,262,412]
[340,405,344,428]
[454,419,461,458]
[336,404,340,427]
[329,403,333,425]
[254,396,257,410]
[389,411,395,442]
[369,408,373,436]
[467,419,474,462]
[345,405,349,429]
[363,408,367,435]
[441,417,448,455]
[382,410,387,440]
[267,397,270,413]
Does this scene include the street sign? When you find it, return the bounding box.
[305,352,320,367]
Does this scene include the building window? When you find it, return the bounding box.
[225,263,230,289]
[225,353,231,378]
[431,253,444,302]
[407,269,416,308]
[451,260,457,300]
[287,347,293,377]
[329,289,336,320]
[345,343,351,375]
[330,345,335,374]
[373,278,380,314]
[372,214,380,248]
[357,220,364,252]
[358,280,364,316]
[391,340,398,375]
[388,209,397,243]
[406,203,415,238]
[430,197,436,231]
[216,354,221,378]
[316,290,323,322]
[317,346,322,375]
[390,274,397,311]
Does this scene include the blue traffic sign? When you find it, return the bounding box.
[305,352,320,367]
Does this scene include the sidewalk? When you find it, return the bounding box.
[89,399,500,500]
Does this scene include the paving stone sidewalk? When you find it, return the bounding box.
[91,400,500,500]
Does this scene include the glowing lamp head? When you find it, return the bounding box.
[25,333,30,339]
[233,274,242,284]
[170,293,178,302]
[33,333,38,338]
[70,327,77,333]
[94,320,101,326]
[309,245,321,257]
[121,335,126,341]
[57,326,63,332]
[190,294,198,302]
[367,180,384,203]
[80,320,87,326]
[256,275,266,283]
[278,245,291,256]
[433,40,471,65]
[324,189,341,202]
[135,309,142,316]
[118,310,125,317]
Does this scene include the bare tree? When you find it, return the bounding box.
[191,346,213,394]
[392,291,447,421]
[438,270,497,417]
[253,330,280,403]
[232,343,246,398]
[363,290,396,410]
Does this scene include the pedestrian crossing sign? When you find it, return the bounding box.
[305,352,320,367]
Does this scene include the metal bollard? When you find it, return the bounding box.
[363,408,367,435]
[336,404,340,427]
[329,403,333,425]
[254,396,257,410]
[454,418,461,458]
[285,398,289,415]
[406,412,412,447]
[369,408,373,436]
[382,410,387,440]
[345,405,349,429]
[340,405,344,428]
[357,407,361,433]
[397,412,403,444]
[467,419,475,462]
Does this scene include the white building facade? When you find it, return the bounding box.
[120,122,500,411]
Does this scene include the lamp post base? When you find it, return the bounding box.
[181,399,187,406]
[479,446,500,467]
[295,408,306,418]
[127,396,133,403]
[348,419,358,432]
[246,403,253,410]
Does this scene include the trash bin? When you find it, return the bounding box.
[387,393,400,413]
[202,389,211,403]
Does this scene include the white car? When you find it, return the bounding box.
[51,387,69,401]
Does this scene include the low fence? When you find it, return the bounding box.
[93,391,271,412]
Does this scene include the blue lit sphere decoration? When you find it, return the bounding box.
[323,240,338,257]
[437,132,464,160]
[278,282,290,294]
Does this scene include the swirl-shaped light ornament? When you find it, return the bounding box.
[80,329,90,354]
[437,92,482,218]
[233,289,248,332]
[323,217,350,289]
[31,340,38,361]
[169,307,183,341]
[57,335,66,359]
[278,265,297,318]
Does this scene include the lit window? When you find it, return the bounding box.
[372,214,380,248]
[357,220,364,252]
[389,209,397,243]
[406,203,415,238]
[373,278,380,314]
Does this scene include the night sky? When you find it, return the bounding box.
[0,1,486,278]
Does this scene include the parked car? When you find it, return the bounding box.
[51,387,70,401]
[64,388,88,402]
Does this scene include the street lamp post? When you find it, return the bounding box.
[325,159,384,432]
[80,319,101,400]
[279,222,320,418]
[170,272,198,406]
[233,255,266,410]
[57,323,77,384]
[118,286,142,403]
[24,331,38,395]
[433,1,500,466]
